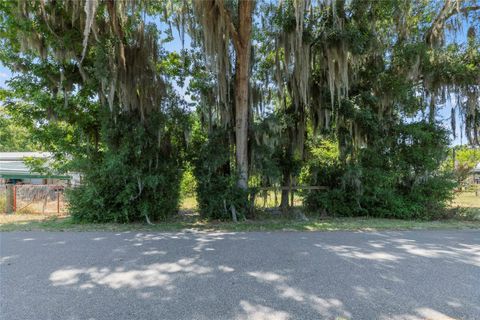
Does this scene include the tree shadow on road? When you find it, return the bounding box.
[1,230,479,319]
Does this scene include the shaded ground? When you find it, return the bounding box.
[1,230,479,319]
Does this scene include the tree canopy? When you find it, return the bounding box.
[0,0,479,222]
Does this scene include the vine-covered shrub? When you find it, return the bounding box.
[189,127,248,219]
[68,110,185,223]
[303,121,456,219]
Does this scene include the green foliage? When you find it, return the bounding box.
[454,147,480,169]
[68,109,186,223]
[189,125,248,220]
[443,146,480,186]
[0,108,36,152]
[180,165,197,199]
[304,121,456,219]
[0,0,189,223]
[0,52,101,173]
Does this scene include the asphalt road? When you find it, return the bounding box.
[1,230,479,320]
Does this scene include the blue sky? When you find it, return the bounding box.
[0,67,9,88]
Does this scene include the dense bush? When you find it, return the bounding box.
[68,110,185,223]
[189,126,248,220]
[303,121,456,219]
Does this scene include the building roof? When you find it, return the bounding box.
[472,163,480,173]
[0,152,70,180]
[0,152,52,161]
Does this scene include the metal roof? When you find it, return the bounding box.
[0,152,70,180]
[0,159,31,174]
[0,152,52,161]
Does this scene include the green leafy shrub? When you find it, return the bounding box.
[304,122,456,219]
[68,109,185,223]
[189,126,248,220]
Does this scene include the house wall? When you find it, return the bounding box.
[30,178,44,185]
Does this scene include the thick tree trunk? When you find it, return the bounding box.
[234,0,254,190]
[235,49,250,189]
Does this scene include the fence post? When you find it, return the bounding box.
[5,185,14,214]
[57,190,60,214]
[13,185,16,212]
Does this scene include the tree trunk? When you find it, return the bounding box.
[280,172,291,213]
[235,49,250,189]
[429,95,435,124]
[234,0,254,190]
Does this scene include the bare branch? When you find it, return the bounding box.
[445,5,480,20]
[426,1,480,46]
[216,0,241,51]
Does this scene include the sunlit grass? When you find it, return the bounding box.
[180,196,198,211]
[450,191,480,221]
[452,191,480,208]
[0,212,68,225]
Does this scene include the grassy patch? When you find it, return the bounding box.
[452,191,480,208]
[180,196,198,211]
[1,214,480,232]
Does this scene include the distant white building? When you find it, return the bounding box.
[0,152,74,185]
[472,163,480,185]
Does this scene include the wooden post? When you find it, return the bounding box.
[13,185,16,212]
[290,186,294,208]
[57,190,60,213]
[5,185,14,214]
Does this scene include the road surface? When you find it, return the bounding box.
[1,230,479,319]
